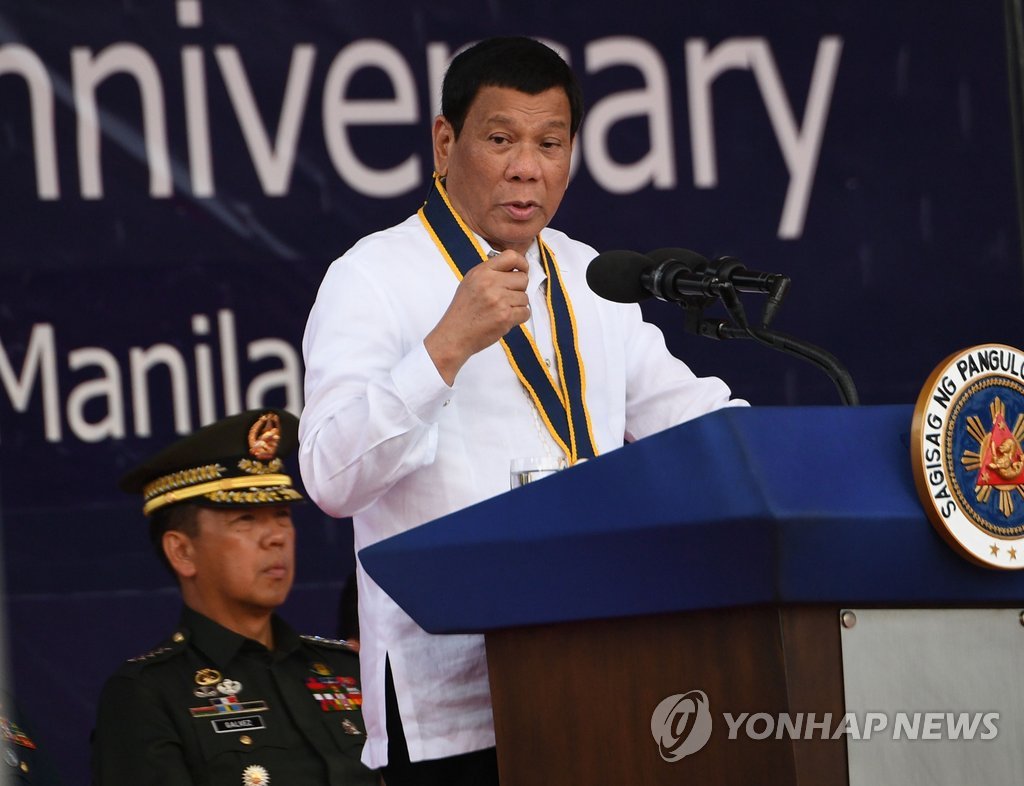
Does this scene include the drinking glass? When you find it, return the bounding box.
[510,456,564,489]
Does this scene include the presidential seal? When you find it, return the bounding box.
[911,344,1024,569]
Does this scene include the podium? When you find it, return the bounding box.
[359,406,1024,785]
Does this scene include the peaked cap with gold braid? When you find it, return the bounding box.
[119,409,304,516]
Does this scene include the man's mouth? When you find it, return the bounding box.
[503,201,539,220]
[263,563,289,579]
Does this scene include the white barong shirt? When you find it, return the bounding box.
[299,214,744,768]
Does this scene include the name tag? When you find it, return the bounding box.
[211,715,265,734]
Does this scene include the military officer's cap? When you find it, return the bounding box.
[120,409,304,516]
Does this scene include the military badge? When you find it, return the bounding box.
[194,668,222,686]
[911,344,1024,568]
[217,679,243,696]
[242,764,270,785]
[248,413,282,461]
[193,669,222,696]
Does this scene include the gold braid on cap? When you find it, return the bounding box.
[143,464,227,502]
[206,487,304,506]
[142,474,297,516]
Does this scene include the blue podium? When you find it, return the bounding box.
[360,406,1024,785]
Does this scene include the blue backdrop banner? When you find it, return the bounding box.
[0,1,1021,780]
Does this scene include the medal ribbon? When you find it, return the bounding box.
[418,174,598,463]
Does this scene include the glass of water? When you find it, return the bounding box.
[510,456,565,489]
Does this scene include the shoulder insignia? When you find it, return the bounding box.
[300,634,358,653]
[125,630,188,665]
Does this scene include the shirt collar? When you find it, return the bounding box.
[178,605,302,668]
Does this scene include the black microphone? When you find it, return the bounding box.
[648,249,785,293]
[645,247,752,329]
[586,249,720,304]
[706,255,790,327]
[646,247,710,271]
[711,256,784,294]
[648,249,790,327]
[588,248,857,405]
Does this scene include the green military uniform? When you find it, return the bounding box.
[91,409,377,785]
[92,606,376,785]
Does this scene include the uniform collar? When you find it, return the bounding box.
[178,605,302,668]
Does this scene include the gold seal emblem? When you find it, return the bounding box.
[242,764,269,785]
[911,344,1024,569]
[248,413,281,461]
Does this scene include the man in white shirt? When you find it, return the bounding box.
[299,36,744,786]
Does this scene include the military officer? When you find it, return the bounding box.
[91,409,378,786]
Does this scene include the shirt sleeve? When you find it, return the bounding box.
[617,302,748,443]
[299,255,452,518]
[91,675,193,786]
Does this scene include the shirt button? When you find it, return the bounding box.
[172,632,185,643]
[443,399,450,407]
[239,735,253,746]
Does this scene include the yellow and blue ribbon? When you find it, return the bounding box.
[418,175,598,463]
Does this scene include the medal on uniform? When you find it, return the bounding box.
[194,668,221,685]
[242,764,270,785]
[194,668,223,697]
[305,675,362,711]
[217,679,243,696]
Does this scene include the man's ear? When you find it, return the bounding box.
[163,530,198,578]
[432,115,454,177]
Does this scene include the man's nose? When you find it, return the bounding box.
[506,144,542,180]
[262,520,292,546]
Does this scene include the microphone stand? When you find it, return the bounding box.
[681,292,860,407]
